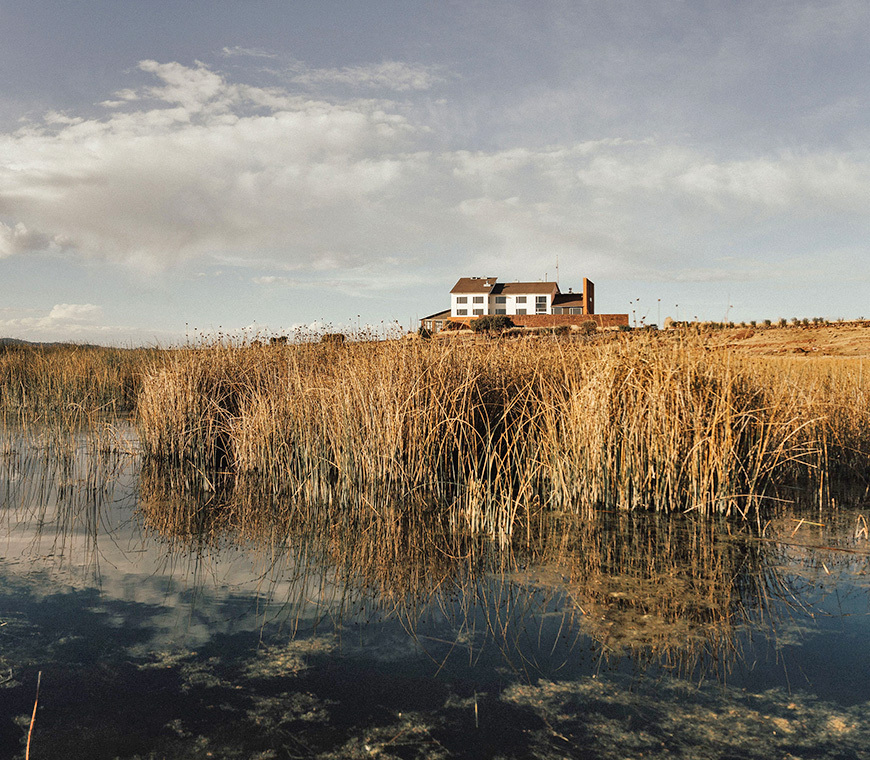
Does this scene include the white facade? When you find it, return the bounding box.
[451,290,493,317]
[451,281,555,318]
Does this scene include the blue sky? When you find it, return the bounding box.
[1,1,869,344]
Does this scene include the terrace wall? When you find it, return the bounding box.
[510,313,628,329]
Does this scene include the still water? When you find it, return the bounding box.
[0,426,868,759]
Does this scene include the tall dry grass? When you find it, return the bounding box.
[0,344,153,424]
[135,334,870,536]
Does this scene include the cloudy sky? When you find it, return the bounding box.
[1,0,869,344]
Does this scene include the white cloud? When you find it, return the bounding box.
[0,302,179,345]
[0,303,102,338]
[1,60,869,287]
[220,46,278,60]
[138,59,227,113]
[290,61,446,92]
[0,221,64,257]
[0,302,101,330]
[48,303,103,322]
[0,61,426,272]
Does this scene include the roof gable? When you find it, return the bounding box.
[492,281,560,296]
[451,277,560,296]
[450,277,499,294]
[552,293,585,307]
[421,309,451,320]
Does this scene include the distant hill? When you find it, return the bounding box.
[0,337,103,349]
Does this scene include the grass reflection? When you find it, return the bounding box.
[0,423,138,575]
[0,425,867,758]
[137,462,789,681]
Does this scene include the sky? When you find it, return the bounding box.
[1,0,869,345]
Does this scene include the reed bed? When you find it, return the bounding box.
[0,343,153,424]
[136,334,870,536]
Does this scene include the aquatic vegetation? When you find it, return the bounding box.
[0,343,154,425]
[136,335,870,536]
[502,677,870,760]
[1,422,868,759]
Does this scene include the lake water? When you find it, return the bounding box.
[0,425,868,758]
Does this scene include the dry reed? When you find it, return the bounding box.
[0,343,152,425]
[136,334,870,536]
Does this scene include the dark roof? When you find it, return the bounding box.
[451,277,561,296]
[552,293,586,308]
[491,281,560,296]
[420,309,451,321]
[450,277,498,294]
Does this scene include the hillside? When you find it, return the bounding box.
[702,321,870,357]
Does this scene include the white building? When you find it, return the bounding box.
[420,276,598,333]
[449,276,593,317]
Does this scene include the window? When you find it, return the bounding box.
[570,307,582,315]
[435,321,443,330]
[456,296,467,304]
[536,296,547,304]
[516,308,526,315]
[516,296,527,304]
[536,295,547,314]
[552,307,563,314]
[473,308,483,315]
[473,296,484,303]
[456,308,467,316]
[495,296,507,304]
[495,309,506,315]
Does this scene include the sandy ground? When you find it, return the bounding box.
[700,321,870,357]
[432,320,870,358]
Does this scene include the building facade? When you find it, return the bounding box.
[422,276,625,333]
[449,276,594,317]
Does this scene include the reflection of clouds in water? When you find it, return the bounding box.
[0,557,360,652]
[0,484,870,760]
[0,443,369,650]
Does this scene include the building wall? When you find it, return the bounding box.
[442,313,629,329]
[509,313,628,328]
[451,292,553,317]
[451,291,490,317]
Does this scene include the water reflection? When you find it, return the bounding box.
[0,425,868,759]
[136,462,767,676]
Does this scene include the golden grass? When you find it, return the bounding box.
[136,334,870,536]
[0,343,154,425]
